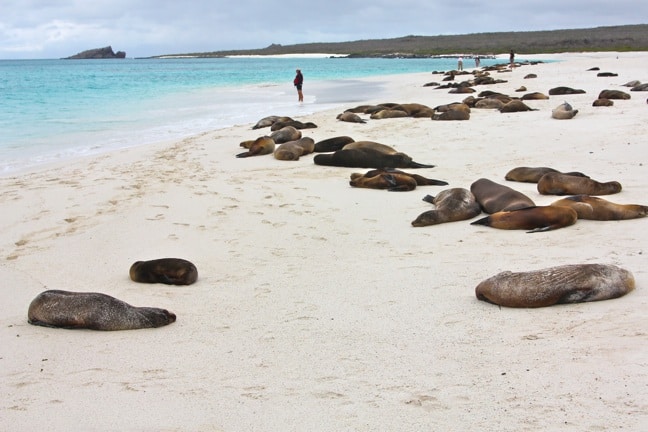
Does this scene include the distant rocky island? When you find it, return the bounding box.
[64,46,126,59]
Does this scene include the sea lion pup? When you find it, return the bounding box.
[499,100,536,113]
[313,136,355,152]
[550,195,648,220]
[237,136,275,158]
[270,120,317,131]
[313,147,434,169]
[548,86,586,95]
[537,172,622,196]
[592,98,614,107]
[336,112,366,123]
[505,167,588,183]
[598,89,631,100]
[470,178,536,213]
[350,168,448,191]
[129,258,198,285]
[521,92,549,100]
[270,126,301,144]
[252,116,292,130]
[274,137,315,161]
[411,188,482,227]
[470,205,577,233]
[28,290,177,330]
[551,101,579,119]
[475,264,635,308]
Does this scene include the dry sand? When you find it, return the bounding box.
[1,52,647,431]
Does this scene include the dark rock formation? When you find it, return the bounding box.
[64,46,126,59]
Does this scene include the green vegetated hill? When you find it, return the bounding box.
[156,24,648,58]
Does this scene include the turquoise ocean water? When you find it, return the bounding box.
[0,56,501,174]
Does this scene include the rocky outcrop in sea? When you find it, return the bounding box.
[64,46,126,59]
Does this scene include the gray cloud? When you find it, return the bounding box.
[1,0,646,58]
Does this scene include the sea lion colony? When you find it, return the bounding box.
[26,59,646,329]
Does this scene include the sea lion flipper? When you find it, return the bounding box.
[422,194,435,203]
[408,161,436,168]
[236,152,250,158]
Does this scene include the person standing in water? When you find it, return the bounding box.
[293,69,304,102]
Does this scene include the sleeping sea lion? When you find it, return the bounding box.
[270,126,301,144]
[551,101,579,119]
[598,89,630,100]
[432,110,470,120]
[370,109,409,119]
[521,92,549,100]
[411,188,482,227]
[475,264,635,308]
[537,172,622,196]
[237,136,275,158]
[129,258,198,285]
[470,205,578,233]
[592,98,614,107]
[470,178,535,213]
[550,195,648,220]
[313,136,355,152]
[313,147,434,169]
[270,120,317,131]
[28,290,177,330]
[350,168,448,191]
[499,100,536,113]
[549,87,586,95]
[252,116,292,130]
[505,167,588,183]
[274,137,315,161]
[336,112,366,123]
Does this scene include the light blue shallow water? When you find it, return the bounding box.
[0,56,502,174]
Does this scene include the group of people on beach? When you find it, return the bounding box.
[457,50,514,71]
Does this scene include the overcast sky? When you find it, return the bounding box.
[1,0,646,59]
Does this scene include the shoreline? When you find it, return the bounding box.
[1,51,646,431]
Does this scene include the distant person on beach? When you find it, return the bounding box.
[457,57,463,71]
[475,56,480,67]
[293,69,303,102]
[510,50,515,68]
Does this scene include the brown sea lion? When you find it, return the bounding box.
[252,116,292,130]
[499,100,536,113]
[432,110,470,120]
[393,103,435,116]
[522,92,549,100]
[537,172,622,196]
[524,73,537,79]
[470,205,578,233]
[475,264,635,308]
[549,86,586,95]
[598,89,630,100]
[474,98,505,109]
[630,83,648,91]
[505,167,588,183]
[313,147,434,169]
[550,195,648,220]
[433,102,471,114]
[370,109,409,119]
[336,112,366,123]
[411,188,482,227]
[237,136,275,158]
[551,101,579,119]
[274,137,315,161]
[313,136,355,152]
[622,80,641,87]
[592,98,614,107]
[515,86,527,92]
[270,120,317,131]
[470,178,535,213]
[270,126,301,144]
[28,290,177,330]
[350,168,448,191]
[597,72,618,77]
[129,258,198,285]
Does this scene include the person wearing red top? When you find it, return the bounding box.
[293,69,303,102]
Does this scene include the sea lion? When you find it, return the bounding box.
[474,98,505,109]
[313,136,355,152]
[549,86,586,95]
[505,167,588,183]
[370,109,409,119]
[597,72,618,77]
[237,136,275,158]
[524,73,537,79]
[270,120,317,131]
[550,195,648,220]
[521,92,549,100]
[252,116,292,130]
[551,101,579,119]
[470,205,578,233]
[470,178,535,213]
[350,168,448,191]
[630,83,648,91]
[592,98,614,107]
[432,110,470,120]
[515,86,527,92]
[274,137,315,161]
[270,126,301,144]
[499,100,536,113]
[598,89,630,100]
[336,112,366,123]
[433,102,471,114]
[129,258,198,285]
[411,188,482,227]
[28,290,177,330]
[622,80,641,87]
[393,103,435,116]
[449,86,475,94]
[475,264,635,308]
[537,172,622,196]
[313,147,434,169]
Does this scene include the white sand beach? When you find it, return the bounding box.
[1,52,647,431]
